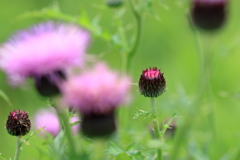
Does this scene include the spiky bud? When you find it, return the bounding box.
[34,70,66,97]
[138,67,166,98]
[190,0,228,31]
[106,0,123,7]
[6,110,31,136]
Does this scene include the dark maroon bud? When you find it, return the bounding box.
[81,112,116,138]
[106,0,123,7]
[138,67,166,98]
[34,70,66,97]
[6,109,31,137]
[190,0,228,31]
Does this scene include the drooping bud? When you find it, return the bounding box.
[106,0,123,7]
[81,112,116,138]
[34,70,66,97]
[138,67,166,98]
[6,110,31,136]
[190,0,228,31]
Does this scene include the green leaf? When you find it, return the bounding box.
[0,153,7,160]
[125,143,146,160]
[70,120,81,127]
[23,127,45,144]
[0,89,11,106]
[105,141,125,157]
[53,130,65,153]
[129,151,146,160]
[133,109,154,119]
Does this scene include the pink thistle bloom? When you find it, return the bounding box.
[33,108,80,137]
[61,63,131,115]
[0,21,90,85]
[61,63,131,137]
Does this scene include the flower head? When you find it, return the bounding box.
[190,0,228,31]
[0,21,90,85]
[61,63,131,137]
[61,63,131,115]
[138,67,166,98]
[33,108,80,137]
[6,109,31,136]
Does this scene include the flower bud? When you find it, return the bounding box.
[6,110,31,136]
[106,0,123,7]
[190,0,228,31]
[138,67,166,98]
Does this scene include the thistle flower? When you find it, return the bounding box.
[190,0,228,31]
[61,63,131,137]
[6,109,31,137]
[0,21,90,96]
[106,0,123,7]
[33,108,80,137]
[138,67,166,98]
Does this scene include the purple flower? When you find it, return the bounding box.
[61,63,131,115]
[33,108,80,137]
[61,63,131,137]
[0,21,90,96]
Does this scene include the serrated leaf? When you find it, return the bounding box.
[106,141,125,157]
[0,89,11,106]
[129,151,146,160]
[133,109,154,119]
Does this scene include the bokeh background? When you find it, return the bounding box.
[0,0,240,159]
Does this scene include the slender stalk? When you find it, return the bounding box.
[60,110,77,158]
[150,98,162,160]
[169,29,207,160]
[14,137,22,160]
[170,30,216,159]
[49,98,77,158]
[127,0,142,71]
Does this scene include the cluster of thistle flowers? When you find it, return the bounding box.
[2,21,168,140]
[3,0,228,139]
[1,21,131,138]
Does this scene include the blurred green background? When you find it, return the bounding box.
[1,0,240,159]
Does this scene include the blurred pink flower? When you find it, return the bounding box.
[61,63,131,115]
[33,108,80,137]
[0,21,90,85]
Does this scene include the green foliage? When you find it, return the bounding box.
[0,153,7,160]
[15,4,111,41]
[106,141,146,160]
[0,89,11,106]
[0,0,240,159]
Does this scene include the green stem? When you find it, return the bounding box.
[93,139,106,160]
[14,137,22,160]
[49,98,77,158]
[62,110,77,157]
[151,98,162,160]
[127,0,142,71]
